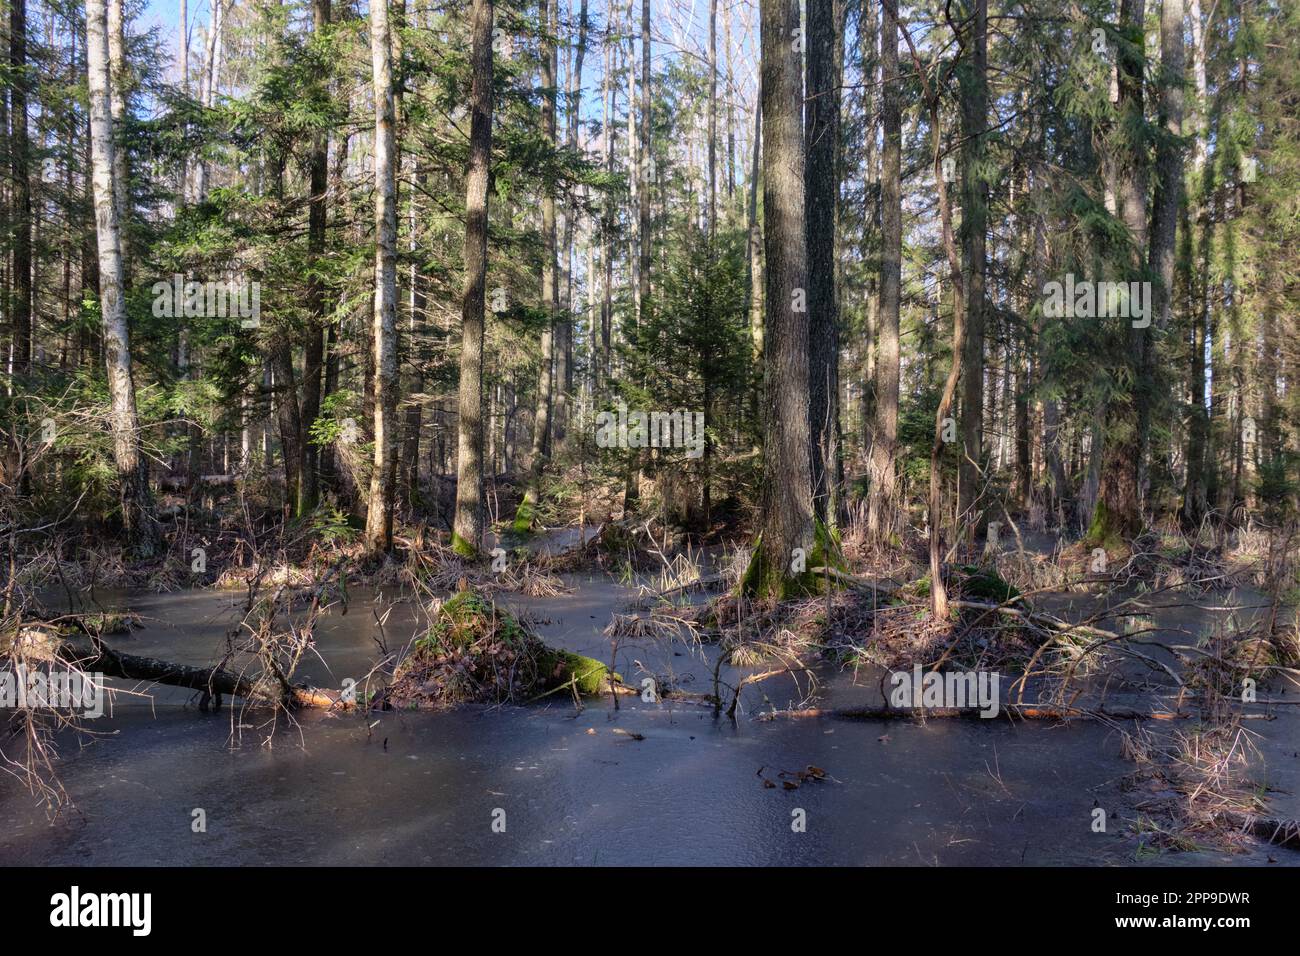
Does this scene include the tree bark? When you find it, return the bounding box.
[365,0,400,555]
[743,0,813,598]
[1141,0,1185,489]
[1094,0,1148,542]
[1181,0,1211,529]
[106,0,131,248]
[957,0,988,537]
[898,2,966,619]
[707,0,718,237]
[868,0,901,544]
[515,0,559,532]
[452,0,495,558]
[85,0,159,558]
[805,0,842,527]
[194,0,224,200]
[9,0,32,377]
[299,0,332,517]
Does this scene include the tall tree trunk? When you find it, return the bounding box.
[859,0,880,448]
[746,84,763,392]
[1181,0,1211,529]
[899,1,967,619]
[179,0,188,200]
[194,0,224,201]
[707,0,718,237]
[106,0,130,246]
[365,0,400,555]
[266,149,304,512]
[299,0,332,517]
[452,0,495,558]
[867,0,901,544]
[722,0,735,203]
[956,0,988,537]
[1141,0,1185,488]
[742,0,813,598]
[554,0,589,450]
[1094,0,1148,543]
[805,0,842,527]
[9,0,31,377]
[623,0,652,513]
[598,20,615,391]
[85,0,159,557]
[403,168,428,504]
[515,0,559,532]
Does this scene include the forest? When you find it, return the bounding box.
[1,0,1299,869]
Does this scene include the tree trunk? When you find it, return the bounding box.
[805,0,842,527]
[745,84,763,394]
[9,0,32,377]
[106,0,130,250]
[867,0,901,544]
[742,0,813,599]
[957,0,988,537]
[299,0,332,517]
[553,0,589,451]
[515,0,559,533]
[623,0,653,514]
[859,0,880,449]
[452,0,495,558]
[1141,0,1185,490]
[638,0,651,318]
[1094,0,1148,543]
[599,21,616,391]
[179,0,188,198]
[707,0,718,237]
[365,0,400,555]
[85,0,159,558]
[901,1,967,619]
[403,170,428,505]
[194,0,224,201]
[1181,0,1211,529]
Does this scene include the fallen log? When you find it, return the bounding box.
[12,627,346,711]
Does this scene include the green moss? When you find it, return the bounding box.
[740,519,847,599]
[538,648,618,694]
[416,591,527,656]
[1085,498,1124,551]
[511,497,536,535]
[450,531,479,559]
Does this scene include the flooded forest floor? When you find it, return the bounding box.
[3,522,1299,866]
